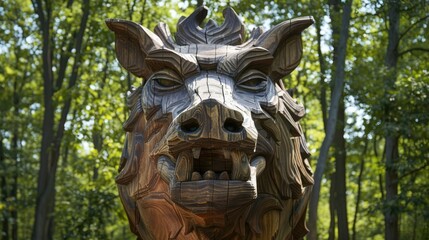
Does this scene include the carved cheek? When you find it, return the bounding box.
[233,81,277,114]
[261,81,278,108]
[141,81,159,110]
[161,89,191,117]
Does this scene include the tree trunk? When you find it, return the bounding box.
[11,71,20,240]
[334,100,349,239]
[352,138,367,240]
[384,137,399,240]
[196,0,204,7]
[0,125,8,240]
[383,1,400,239]
[307,1,353,239]
[328,173,336,240]
[31,0,56,237]
[315,17,328,131]
[31,0,90,239]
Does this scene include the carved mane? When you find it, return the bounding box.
[175,7,245,45]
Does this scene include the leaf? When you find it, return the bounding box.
[5,66,16,75]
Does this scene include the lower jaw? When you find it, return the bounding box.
[156,154,266,215]
[170,179,256,214]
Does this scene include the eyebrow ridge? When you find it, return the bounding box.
[145,48,200,79]
[217,47,273,78]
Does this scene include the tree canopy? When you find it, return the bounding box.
[0,0,428,239]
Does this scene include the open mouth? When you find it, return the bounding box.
[156,146,266,214]
[157,147,266,183]
[177,147,254,181]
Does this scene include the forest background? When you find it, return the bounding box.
[0,0,428,239]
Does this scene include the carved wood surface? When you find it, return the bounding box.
[107,6,314,240]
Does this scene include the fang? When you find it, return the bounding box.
[192,147,201,159]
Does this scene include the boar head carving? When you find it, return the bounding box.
[106,6,314,240]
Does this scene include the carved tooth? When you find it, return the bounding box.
[191,171,202,181]
[222,148,231,159]
[175,152,193,181]
[231,151,250,181]
[203,170,216,180]
[250,156,266,177]
[192,147,201,159]
[219,171,230,180]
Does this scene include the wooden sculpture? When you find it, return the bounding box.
[106,6,314,240]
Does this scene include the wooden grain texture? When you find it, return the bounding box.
[107,6,314,240]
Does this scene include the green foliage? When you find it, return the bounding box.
[0,0,428,239]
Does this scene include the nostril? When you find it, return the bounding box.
[223,118,243,133]
[180,118,200,133]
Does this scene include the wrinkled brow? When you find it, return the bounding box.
[145,48,200,79]
[217,47,274,78]
[144,47,274,81]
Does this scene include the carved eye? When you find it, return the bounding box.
[237,70,268,92]
[156,79,180,88]
[241,78,265,87]
[151,71,182,91]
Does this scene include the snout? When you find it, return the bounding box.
[159,100,267,215]
[164,74,261,156]
[177,99,246,142]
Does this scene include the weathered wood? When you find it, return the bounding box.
[106,6,314,239]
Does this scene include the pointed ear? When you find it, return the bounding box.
[255,17,314,82]
[105,19,165,79]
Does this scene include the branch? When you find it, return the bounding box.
[352,137,368,240]
[378,142,386,200]
[139,0,148,24]
[351,9,383,21]
[399,163,429,180]
[400,1,422,13]
[31,0,45,27]
[308,1,353,238]
[66,0,74,8]
[54,0,90,146]
[55,34,75,92]
[127,0,138,20]
[399,14,429,41]
[399,47,429,57]
[55,1,80,92]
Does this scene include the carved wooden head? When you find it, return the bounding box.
[106,7,314,239]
